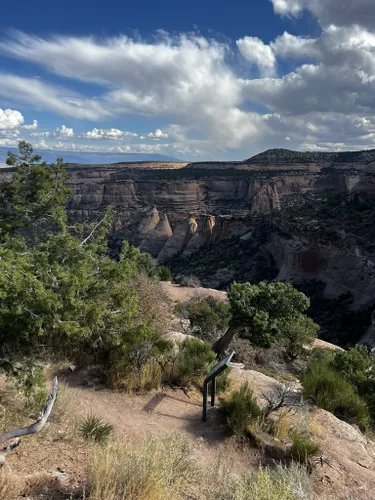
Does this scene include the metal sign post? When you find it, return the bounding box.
[202,351,235,422]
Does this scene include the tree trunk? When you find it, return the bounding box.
[213,325,239,358]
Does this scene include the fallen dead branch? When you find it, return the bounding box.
[0,377,58,465]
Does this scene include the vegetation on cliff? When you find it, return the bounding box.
[246,147,375,165]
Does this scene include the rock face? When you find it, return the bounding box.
[2,151,375,316]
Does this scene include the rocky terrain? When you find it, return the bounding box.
[3,147,375,345]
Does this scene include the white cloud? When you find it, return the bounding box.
[84,127,138,140]
[0,74,111,120]
[140,129,168,140]
[33,139,170,155]
[236,36,276,76]
[0,108,24,130]
[270,0,375,29]
[2,11,375,158]
[22,119,38,130]
[55,125,74,137]
[30,131,50,137]
[0,32,262,150]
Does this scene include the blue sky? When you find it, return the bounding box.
[0,0,375,162]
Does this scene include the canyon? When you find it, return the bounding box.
[3,148,375,344]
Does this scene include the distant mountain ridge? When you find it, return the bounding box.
[0,147,181,165]
[245,148,375,165]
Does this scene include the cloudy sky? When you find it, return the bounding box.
[1,0,375,161]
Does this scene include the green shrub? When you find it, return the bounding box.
[291,433,321,464]
[10,363,48,413]
[164,338,216,388]
[79,414,113,443]
[155,265,172,281]
[302,360,370,430]
[221,382,263,437]
[182,297,231,343]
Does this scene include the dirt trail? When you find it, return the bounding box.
[7,369,259,494]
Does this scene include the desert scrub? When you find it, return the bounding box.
[79,414,113,443]
[87,434,195,500]
[163,338,216,388]
[221,382,263,437]
[204,461,313,500]
[303,360,371,430]
[9,363,48,413]
[291,433,321,464]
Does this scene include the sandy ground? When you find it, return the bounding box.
[6,368,260,497]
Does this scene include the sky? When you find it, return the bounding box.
[1,0,375,161]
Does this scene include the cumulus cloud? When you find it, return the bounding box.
[84,127,138,140]
[22,119,38,130]
[55,125,74,137]
[140,129,168,140]
[33,139,170,155]
[2,6,375,158]
[0,108,24,131]
[0,32,262,150]
[237,36,276,76]
[271,0,375,29]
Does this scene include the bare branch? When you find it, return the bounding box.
[263,382,295,417]
[0,377,58,444]
[80,217,107,246]
[0,439,21,468]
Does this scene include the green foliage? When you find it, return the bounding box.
[155,265,172,281]
[179,297,231,342]
[302,360,371,430]
[213,282,319,358]
[332,345,372,386]
[10,362,48,412]
[1,141,70,239]
[291,433,321,464]
[0,142,171,376]
[221,382,263,436]
[164,339,216,388]
[79,414,114,443]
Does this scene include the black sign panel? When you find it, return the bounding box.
[206,352,235,382]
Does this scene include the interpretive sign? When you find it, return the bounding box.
[202,351,235,421]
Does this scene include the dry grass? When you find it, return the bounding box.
[86,434,195,500]
[202,460,313,500]
[0,471,21,500]
[111,360,163,392]
[308,415,327,440]
[133,274,172,337]
[271,410,292,441]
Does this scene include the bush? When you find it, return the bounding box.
[179,275,201,288]
[205,462,312,500]
[155,265,172,281]
[110,358,163,392]
[164,338,216,388]
[10,363,48,413]
[291,433,321,464]
[221,382,263,437]
[302,360,370,430]
[79,414,113,443]
[179,296,231,342]
[87,434,194,500]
